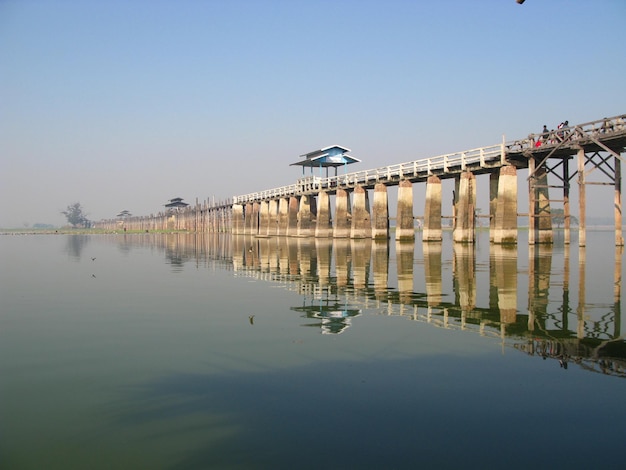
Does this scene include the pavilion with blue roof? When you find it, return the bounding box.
[290,145,360,177]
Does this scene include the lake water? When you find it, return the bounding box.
[1,231,625,469]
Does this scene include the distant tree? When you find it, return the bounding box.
[552,208,578,228]
[61,202,90,228]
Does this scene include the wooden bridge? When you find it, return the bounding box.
[95,114,626,246]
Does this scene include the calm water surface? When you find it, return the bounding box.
[1,232,625,469]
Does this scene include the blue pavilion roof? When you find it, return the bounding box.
[290,145,360,168]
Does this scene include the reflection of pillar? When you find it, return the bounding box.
[288,237,299,275]
[396,180,414,241]
[528,244,553,332]
[278,237,290,274]
[577,247,586,339]
[297,195,315,237]
[334,189,351,238]
[298,238,314,277]
[287,196,299,237]
[315,191,332,238]
[232,235,245,271]
[614,246,622,338]
[232,204,244,235]
[493,165,518,244]
[259,237,271,272]
[372,183,390,240]
[491,245,518,323]
[268,237,279,272]
[316,239,332,286]
[267,199,278,236]
[423,175,442,241]
[396,241,414,304]
[334,239,350,287]
[453,243,475,311]
[351,239,371,289]
[423,241,442,306]
[372,240,389,299]
[453,171,476,243]
[350,185,372,239]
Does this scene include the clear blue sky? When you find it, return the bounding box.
[1,0,625,227]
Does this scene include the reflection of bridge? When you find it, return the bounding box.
[102,232,626,378]
[96,115,626,247]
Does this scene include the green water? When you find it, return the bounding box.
[1,232,625,469]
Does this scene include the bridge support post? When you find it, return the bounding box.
[423,175,442,242]
[232,204,244,234]
[297,195,316,237]
[315,191,333,238]
[277,198,289,235]
[286,196,299,236]
[243,203,254,235]
[395,180,414,241]
[372,183,390,240]
[267,200,278,236]
[615,155,624,246]
[453,171,476,243]
[350,185,372,239]
[493,165,518,244]
[259,201,270,235]
[334,189,351,238]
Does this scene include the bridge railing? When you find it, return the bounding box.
[233,114,625,205]
[507,114,626,152]
[233,143,504,204]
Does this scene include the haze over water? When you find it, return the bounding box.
[1,231,625,469]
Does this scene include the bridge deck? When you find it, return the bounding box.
[233,114,626,204]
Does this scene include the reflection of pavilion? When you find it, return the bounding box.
[291,290,361,335]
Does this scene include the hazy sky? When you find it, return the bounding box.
[1,0,625,228]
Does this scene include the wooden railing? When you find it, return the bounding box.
[233,114,626,205]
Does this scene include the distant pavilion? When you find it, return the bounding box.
[290,145,360,177]
[165,197,189,210]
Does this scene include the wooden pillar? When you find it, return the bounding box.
[423,175,442,241]
[350,185,371,239]
[615,155,623,246]
[493,165,518,244]
[577,149,586,247]
[333,188,351,238]
[489,171,498,242]
[315,191,333,238]
[453,171,476,243]
[395,180,414,241]
[372,183,390,240]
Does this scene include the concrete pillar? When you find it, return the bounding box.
[423,175,442,241]
[395,179,414,241]
[315,191,333,238]
[350,185,372,239]
[333,189,351,238]
[535,163,553,244]
[243,203,253,235]
[493,165,518,244]
[453,171,476,243]
[232,204,244,234]
[259,201,270,235]
[286,196,299,237]
[278,198,289,236]
[372,183,390,240]
[267,199,279,236]
[297,195,315,237]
